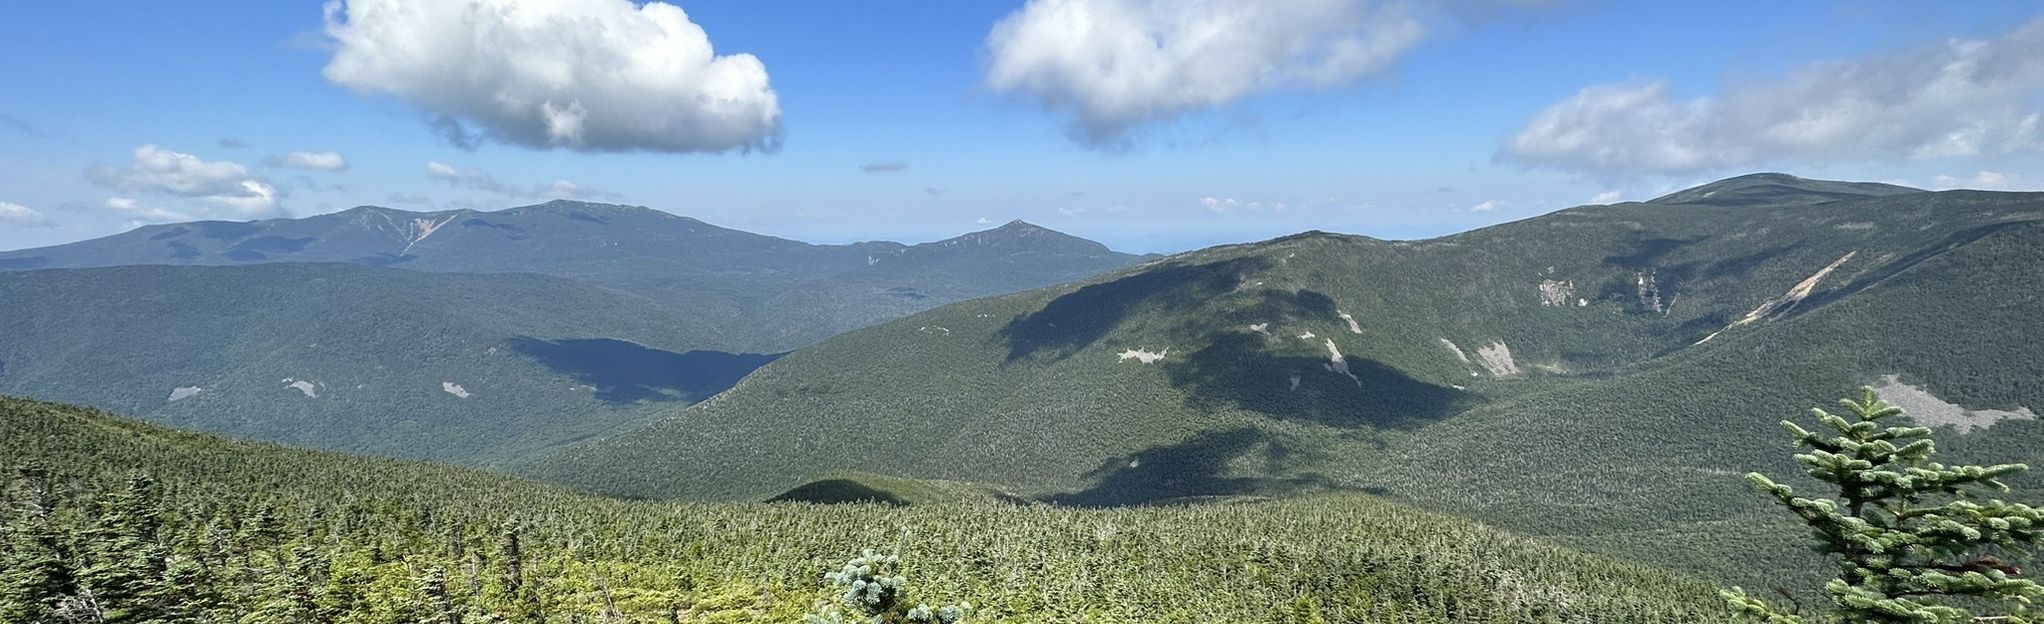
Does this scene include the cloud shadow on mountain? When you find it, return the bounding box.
[1001,257,1266,362]
[508,337,781,404]
[1044,427,1342,507]
[1164,332,1468,430]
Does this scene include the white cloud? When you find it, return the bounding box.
[1504,17,2044,176]
[1057,206,1090,216]
[104,197,191,224]
[266,150,350,171]
[985,0,1427,147]
[1933,170,2034,191]
[0,202,53,228]
[84,145,281,218]
[424,161,614,200]
[1201,197,1248,213]
[323,0,782,154]
[1468,199,1507,212]
[1589,190,1622,204]
[976,216,993,224]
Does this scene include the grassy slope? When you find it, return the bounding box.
[524,186,2044,589]
[0,396,1734,622]
[0,263,774,464]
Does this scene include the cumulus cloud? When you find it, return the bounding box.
[985,0,1429,147]
[84,145,281,218]
[1589,190,1622,204]
[266,150,350,171]
[0,202,53,228]
[1504,17,2044,176]
[859,161,908,173]
[1933,171,2034,191]
[424,161,615,200]
[1468,199,1507,212]
[323,0,782,154]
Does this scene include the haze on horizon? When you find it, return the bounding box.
[2,1,2041,254]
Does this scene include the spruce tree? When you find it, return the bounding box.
[75,474,171,624]
[0,467,74,624]
[1726,388,2044,623]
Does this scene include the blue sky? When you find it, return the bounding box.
[1,1,2040,253]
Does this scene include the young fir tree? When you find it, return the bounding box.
[1725,388,2044,623]
[803,549,967,624]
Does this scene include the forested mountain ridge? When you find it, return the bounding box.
[0,206,1142,464]
[0,263,775,464]
[0,202,1146,352]
[0,396,1737,622]
[521,175,2044,591]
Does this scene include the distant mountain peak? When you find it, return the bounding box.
[1647,173,1922,208]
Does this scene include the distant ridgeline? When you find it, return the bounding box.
[521,174,2044,592]
[0,396,1737,622]
[0,204,1145,464]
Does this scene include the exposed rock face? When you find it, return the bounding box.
[1439,338,1470,364]
[1323,339,1360,385]
[1874,374,2036,434]
[1636,272,1667,314]
[1475,342,1520,377]
[1116,348,1169,364]
[1538,279,1575,307]
[1697,251,1857,344]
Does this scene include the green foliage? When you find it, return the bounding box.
[0,396,1737,622]
[0,263,763,466]
[805,548,967,624]
[525,184,2044,594]
[1728,388,2044,623]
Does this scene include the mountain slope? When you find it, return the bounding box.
[1644,172,1922,207]
[0,263,776,463]
[0,203,1145,351]
[0,396,1736,622]
[522,178,2044,589]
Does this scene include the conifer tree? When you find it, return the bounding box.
[0,467,74,623]
[803,549,966,624]
[75,474,171,623]
[1726,388,2044,623]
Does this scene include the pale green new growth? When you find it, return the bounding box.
[804,548,967,624]
[1727,387,2044,623]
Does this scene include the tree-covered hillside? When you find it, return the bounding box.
[0,202,1146,352]
[0,263,776,464]
[523,176,2044,591]
[0,396,1735,622]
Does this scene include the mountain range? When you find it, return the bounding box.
[3,173,2038,597]
[516,174,2044,589]
[0,201,1146,353]
[0,204,1145,462]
